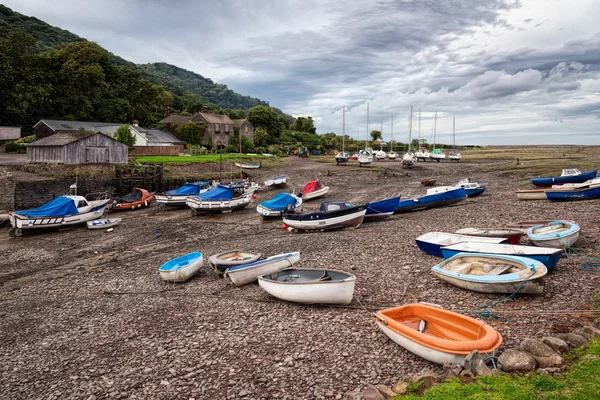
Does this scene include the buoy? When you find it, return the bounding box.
[252,193,258,199]
[107,228,114,232]
[281,224,288,231]
[155,233,161,238]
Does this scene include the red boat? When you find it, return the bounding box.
[108,188,155,211]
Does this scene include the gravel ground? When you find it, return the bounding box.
[1,157,600,399]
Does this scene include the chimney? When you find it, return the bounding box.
[202,105,210,113]
[132,119,139,127]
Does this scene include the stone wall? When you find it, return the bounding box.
[129,145,184,156]
[0,167,15,211]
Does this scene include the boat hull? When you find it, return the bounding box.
[224,252,301,286]
[187,195,251,213]
[532,170,597,187]
[11,205,106,232]
[301,187,329,201]
[516,190,547,200]
[235,162,260,169]
[395,188,466,213]
[159,253,203,283]
[440,244,562,270]
[364,196,400,223]
[87,218,121,230]
[527,221,580,248]
[282,208,366,231]
[465,187,485,197]
[546,186,600,201]
[454,228,522,245]
[258,269,356,305]
[416,232,507,257]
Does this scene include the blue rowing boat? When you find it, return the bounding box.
[546,185,600,201]
[532,169,596,187]
[364,196,400,222]
[415,232,508,257]
[395,187,466,213]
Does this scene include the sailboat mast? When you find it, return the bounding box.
[239,128,243,179]
[408,106,413,151]
[342,106,345,153]
[418,109,421,149]
[366,102,369,150]
[391,114,394,152]
[380,121,383,150]
[453,116,456,147]
[433,111,437,148]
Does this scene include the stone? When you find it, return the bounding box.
[374,384,396,399]
[519,338,564,368]
[392,380,408,395]
[412,367,437,382]
[238,389,250,397]
[442,361,462,378]
[497,349,538,372]
[542,337,570,354]
[325,390,334,398]
[362,386,385,400]
[583,325,600,337]
[557,333,588,348]
[459,370,474,378]
[464,350,492,376]
[572,328,595,340]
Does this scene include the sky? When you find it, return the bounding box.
[5,0,600,145]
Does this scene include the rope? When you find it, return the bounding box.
[560,238,600,270]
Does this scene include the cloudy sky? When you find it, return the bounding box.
[6,0,600,144]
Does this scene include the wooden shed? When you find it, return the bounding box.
[26,132,128,165]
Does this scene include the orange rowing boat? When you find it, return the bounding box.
[374,303,502,365]
[108,188,154,211]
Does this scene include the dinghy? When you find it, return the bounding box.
[440,242,562,270]
[454,228,523,245]
[224,252,301,287]
[87,218,121,230]
[532,169,597,187]
[282,202,367,231]
[505,220,558,233]
[432,253,547,294]
[256,192,302,217]
[108,188,154,211]
[10,193,110,236]
[264,175,287,187]
[298,180,329,201]
[258,268,356,305]
[516,189,548,200]
[421,178,436,186]
[374,303,503,366]
[208,250,262,275]
[186,184,251,214]
[415,232,508,257]
[234,162,260,169]
[457,179,486,197]
[158,252,203,282]
[527,220,580,248]
[364,196,400,223]
[395,187,466,213]
[156,181,213,208]
[546,185,600,201]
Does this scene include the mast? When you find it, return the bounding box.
[380,121,383,150]
[433,111,437,149]
[418,109,421,149]
[342,106,345,153]
[408,106,413,151]
[366,102,369,150]
[391,114,394,152]
[239,129,243,179]
[453,116,456,148]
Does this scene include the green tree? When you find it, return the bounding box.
[248,105,282,141]
[370,130,382,142]
[290,116,316,134]
[175,121,205,146]
[228,133,254,153]
[319,135,329,149]
[253,126,269,147]
[114,124,136,149]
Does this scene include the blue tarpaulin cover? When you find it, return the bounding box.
[15,196,78,217]
[196,185,234,201]
[165,181,210,196]
[260,193,296,210]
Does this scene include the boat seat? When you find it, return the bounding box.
[315,271,332,282]
[451,262,473,274]
[486,264,512,276]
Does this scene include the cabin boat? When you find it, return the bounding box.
[335,151,349,164]
[456,179,486,197]
[415,232,508,257]
[527,220,580,248]
[395,186,466,213]
[158,252,203,283]
[298,180,329,201]
[440,242,562,270]
[414,149,430,162]
[358,148,373,167]
[282,202,367,231]
[108,188,154,211]
[432,253,548,294]
[429,148,446,162]
[87,218,121,230]
[258,268,356,305]
[374,303,502,366]
[224,252,301,286]
[10,193,110,236]
[186,184,251,214]
[454,228,522,245]
[155,181,213,208]
[531,169,597,188]
[264,176,287,187]
[208,250,262,275]
[256,193,303,217]
[402,152,415,168]
[364,196,401,222]
[449,152,462,162]
[375,150,387,160]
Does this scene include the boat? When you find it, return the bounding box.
[375,150,387,160]
[155,181,213,208]
[432,253,548,294]
[454,228,523,245]
[234,162,260,169]
[415,232,508,257]
[335,151,349,164]
[107,188,154,211]
[158,252,203,283]
[86,218,121,230]
[387,151,398,160]
[282,202,367,231]
[351,153,359,160]
[395,186,466,213]
[516,189,548,200]
[256,192,303,217]
[264,175,287,187]
[449,152,461,162]
[448,117,461,162]
[440,242,562,270]
[551,177,600,189]
[298,180,329,201]
[546,185,600,201]
[335,108,349,164]
[430,148,446,162]
[224,252,301,287]
[456,179,485,197]
[10,191,110,236]
[373,303,502,366]
[401,109,415,168]
[186,184,251,214]
[258,268,356,305]
[421,178,436,186]
[208,250,262,275]
[414,149,430,162]
[505,220,560,233]
[359,103,374,167]
[242,181,260,195]
[364,196,401,222]
[527,220,580,248]
[531,169,597,188]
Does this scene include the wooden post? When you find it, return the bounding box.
[130,166,134,191]
[143,167,148,189]
[516,157,520,165]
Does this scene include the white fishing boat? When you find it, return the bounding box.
[432,253,548,294]
[156,181,214,208]
[527,220,580,248]
[186,184,251,214]
[256,193,303,217]
[258,268,356,305]
[158,252,203,283]
[10,187,110,236]
[264,175,287,187]
[414,149,431,162]
[208,250,262,275]
[224,252,301,287]
[86,218,121,230]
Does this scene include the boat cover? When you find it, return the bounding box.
[260,193,297,210]
[112,189,143,203]
[15,196,78,217]
[165,182,210,196]
[196,185,234,201]
[301,180,322,194]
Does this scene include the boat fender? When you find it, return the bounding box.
[144,200,148,207]
[131,205,136,210]
[138,203,142,208]
[418,320,427,333]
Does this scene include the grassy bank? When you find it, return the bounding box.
[132,154,272,165]
[398,337,600,399]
